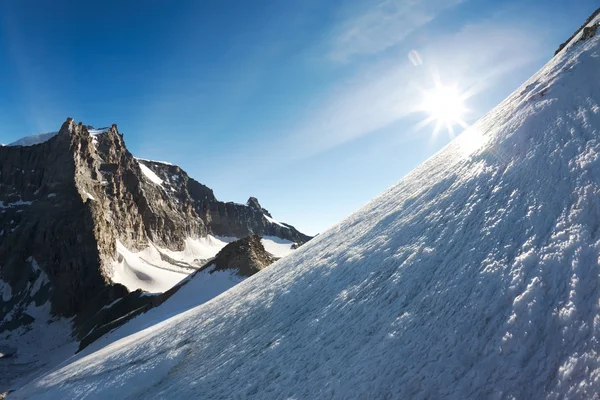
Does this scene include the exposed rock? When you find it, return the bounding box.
[554,7,600,55]
[246,196,262,210]
[580,23,599,42]
[202,234,274,276]
[0,118,312,383]
[142,161,311,244]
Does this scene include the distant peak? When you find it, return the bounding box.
[247,197,262,210]
[60,117,76,134]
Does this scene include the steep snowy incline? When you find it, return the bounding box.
[12,15,600,400]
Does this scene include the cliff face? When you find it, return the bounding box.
[0,118,311,341]
[139,160,311,244]
[0,121,111,325]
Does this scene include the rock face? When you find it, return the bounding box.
[139,160,311,244]
[0,118,311,353]
[202,235,274,277]
[554,7,600,55]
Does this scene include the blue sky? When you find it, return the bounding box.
[0,0,596,235]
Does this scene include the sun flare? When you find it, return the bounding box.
[419,82,469,137]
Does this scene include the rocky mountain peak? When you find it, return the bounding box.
[247,196,262,210]
[0,118,312,389]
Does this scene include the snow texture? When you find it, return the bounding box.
[10,16,600,400]
[264,213,289,229]
[138,162,164,186]
[261,236,296,258]
[110,236,232,293]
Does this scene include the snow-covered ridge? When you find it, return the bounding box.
[135,157,173,166]
[7,131,58,147]
[263,213,289,229]
[138,162,164,187]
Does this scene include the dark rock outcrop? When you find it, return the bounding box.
[141,161,311,244]
[554,7,600,55]
[201,234,274,276]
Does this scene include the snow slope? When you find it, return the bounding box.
[138,162,164,186]
[111,236,232,293]
[0,260,76,393]
[11,16,600,400]
[261,236,296,258]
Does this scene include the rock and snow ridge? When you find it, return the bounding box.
[0,120,311,392]
[8,9,600,399]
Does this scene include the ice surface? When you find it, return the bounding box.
[11,15,600,400]
[112,241,191,293]
[110,236,232,293]
[138,162,164,186]
[261,236,296,258]
[156,236,235,264]
[264,213,288,228]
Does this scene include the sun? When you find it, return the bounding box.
[418,82,469,137]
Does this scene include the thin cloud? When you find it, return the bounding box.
[283,21,546,159]
[329,0,462,62]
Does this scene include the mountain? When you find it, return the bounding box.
[6,10,600,399]
[0,120,311,392]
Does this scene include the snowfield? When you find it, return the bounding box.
[261,236,296,258]
[10,16,600,400]
[138,162,165,187]
[111,236,233,292]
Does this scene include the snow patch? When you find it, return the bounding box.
[84,191,95,201]
[136,157,173,166]
[264,213,288,229]
[261,236,295,258]
[0,200,33,209]
[111,241,188,293]
[138,162,164,186]
[0,279,12,301]
[157,235,234,265]
[111,235,233,293]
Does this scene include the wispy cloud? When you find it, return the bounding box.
[328,0,462,62]
[281,21,547,159]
